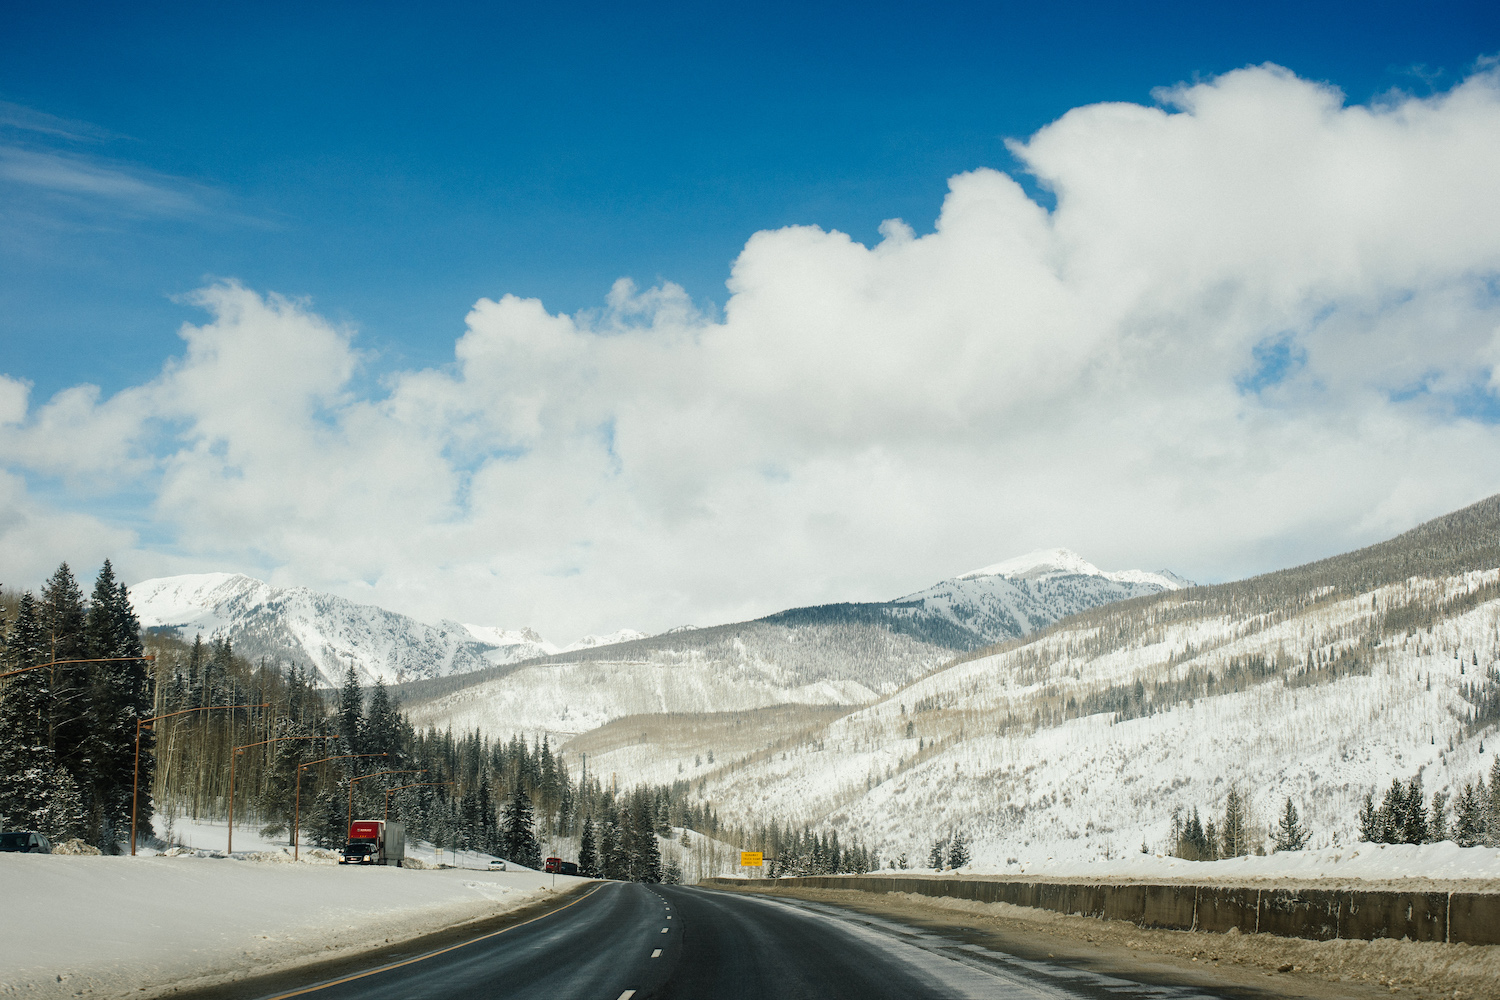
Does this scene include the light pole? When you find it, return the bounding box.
[383,781,454,820]
[293,753,387,860]
[131,702,269,856]
[348,769,426,832]
[227,735,334,854]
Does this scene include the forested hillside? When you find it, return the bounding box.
[1,570,879,879]
[689,494,1500,866]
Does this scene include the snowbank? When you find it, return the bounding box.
[0,852,587,1000]
[895,841,1500,890]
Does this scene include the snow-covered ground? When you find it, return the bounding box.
[405,655,885,738]
[1,851,584,1000]
[878,841,1500,889]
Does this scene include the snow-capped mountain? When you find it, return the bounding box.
[400,549,1189,741]
[562,628,650,652]
[644,495,1500,867]
[757,548,1190,651]
[891,547,1191,648]
[460,624,560,660]
[130,573,553,687]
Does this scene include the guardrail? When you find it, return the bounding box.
[703,875,1500,947]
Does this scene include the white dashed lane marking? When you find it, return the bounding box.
[616,992,636,1000]
[651,949,662,958]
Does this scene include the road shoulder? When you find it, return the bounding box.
[707,882,1500,999]
[155,881,603,1000]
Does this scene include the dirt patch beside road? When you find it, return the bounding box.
[715,883,1500,999]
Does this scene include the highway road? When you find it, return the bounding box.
[255,881,1256,1000]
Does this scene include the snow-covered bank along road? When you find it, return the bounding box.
[0,854,586,1000]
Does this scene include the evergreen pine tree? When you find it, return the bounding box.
[187,635,205,705]
[655,790,672,838]
[0,594,86,840]
[1271,797,1310,852]
[83,563,151,851]
[947,832,971,869]
[1358,790,1381,843]
[206,638,233,706]
[579,817,600,877]
[1429,790,1450,843]
[602,806,627,879]
[1379,778,1407,844]
[337,665,364,754]
[627,790,661,883]
[364,680,402,761]
[459,781,480,850]
[1403,775,1428,845]
[1486,760,1500,848]
[928,837,947,870]
[41,564,90,823]
[1221,788,1249,857]
[309,782,348,848]
[1454,781,1487,847]
[500,785,542,869]
[478,771,497,855]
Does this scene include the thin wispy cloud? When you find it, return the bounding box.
[0,100,126,142]
[0,146,204,216]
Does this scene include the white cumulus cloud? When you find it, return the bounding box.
[3,64,1500,641]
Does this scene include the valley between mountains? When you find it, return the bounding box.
[129,497,1500,868]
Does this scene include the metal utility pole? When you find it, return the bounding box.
[226,735,333,854]
[131,702,269,856]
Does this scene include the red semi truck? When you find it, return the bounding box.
[341,820,406,866]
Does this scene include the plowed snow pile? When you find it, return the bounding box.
[0,854,584,1000]
[927,841,1500,891]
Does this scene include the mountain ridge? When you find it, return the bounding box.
[130,548,1187,696]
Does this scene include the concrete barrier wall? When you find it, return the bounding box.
[703,875,1499,948]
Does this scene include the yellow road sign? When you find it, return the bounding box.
[740,851,763,867]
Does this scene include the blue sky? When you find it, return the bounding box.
[3,2,1500,637]
[4,0,1493,400]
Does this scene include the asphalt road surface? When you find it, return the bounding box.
[258,882,1250,1000]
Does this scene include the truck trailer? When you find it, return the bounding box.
[341,820,405,866]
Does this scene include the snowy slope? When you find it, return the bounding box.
[400,550,1191,771]
[753,549,1190,652]
[403,629,934,739]
[461,623,561,658]
[686,499,1500,868]
[129,574,547,687]
[890,548,1190,647]
[2,853,577,1000]
[563,628,650,652]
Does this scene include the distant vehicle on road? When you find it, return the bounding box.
[544,856,563,873]
[340,820,405,866]
[488,858,507,870]
[0,831,51,853]
[557,861,579,876]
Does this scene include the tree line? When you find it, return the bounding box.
[1358,761,1500,848]
[0,563,152,851]
[3,564,883,881]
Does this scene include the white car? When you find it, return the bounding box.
[488,858,507,871]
